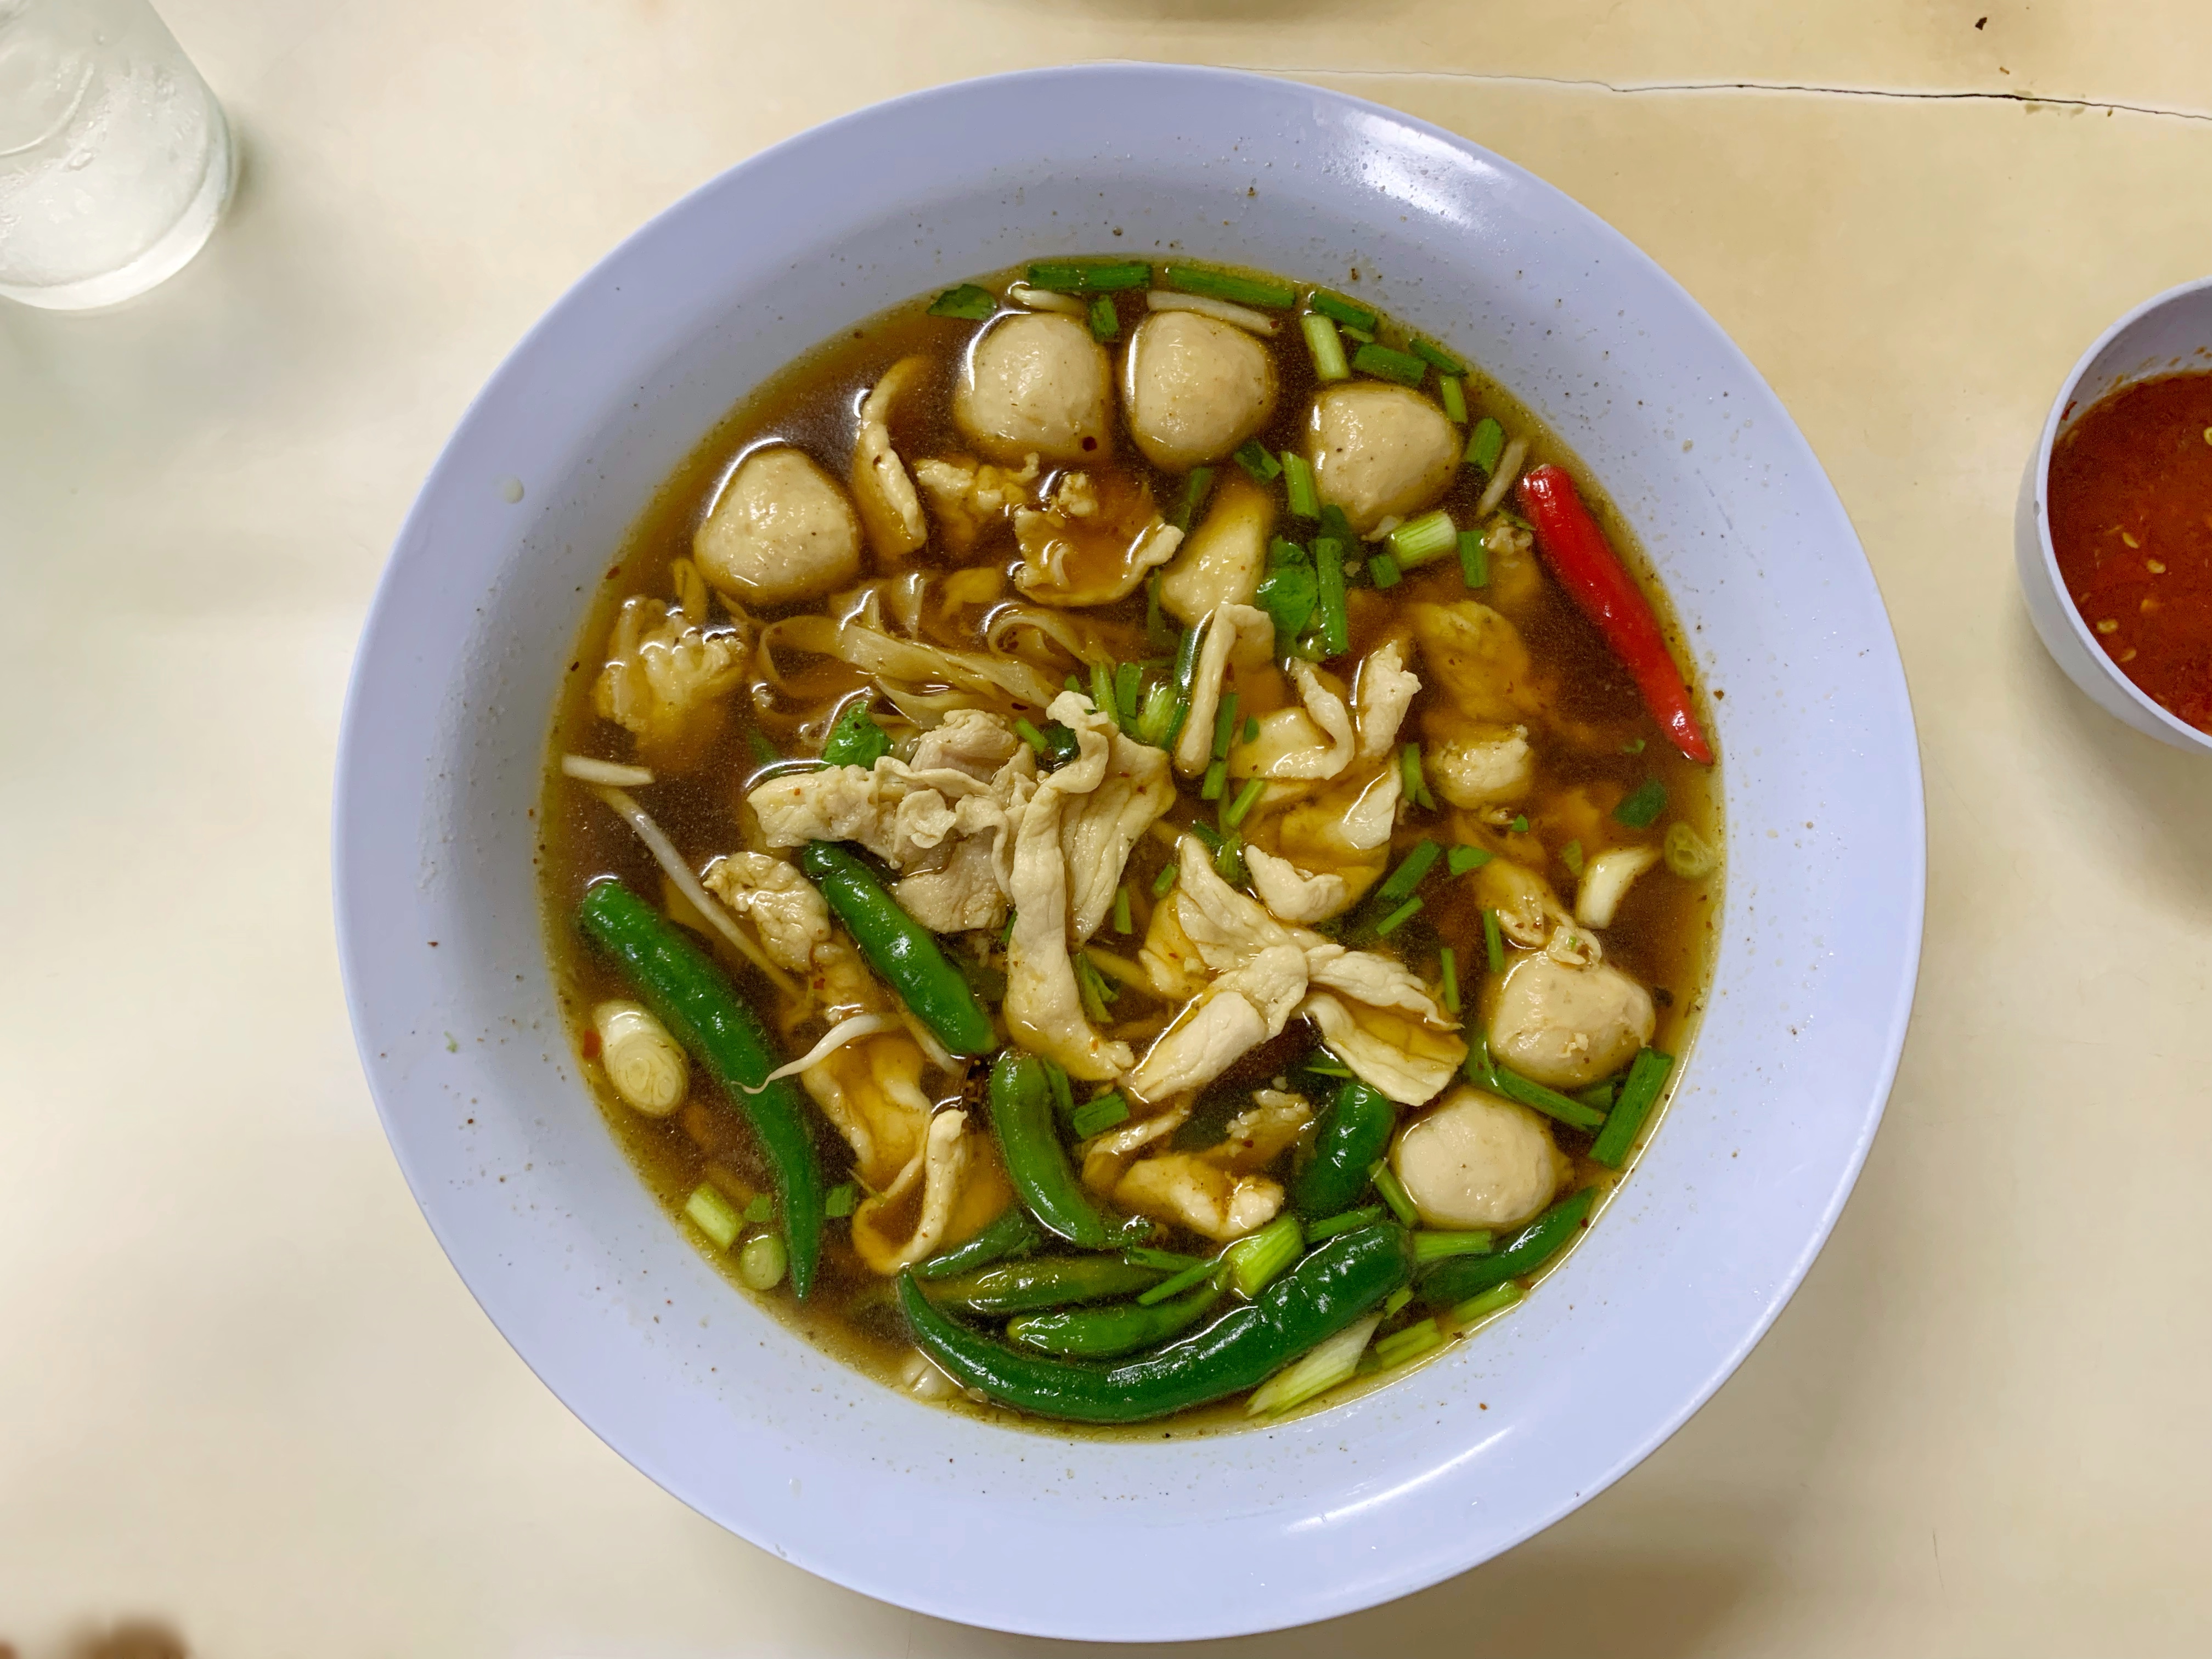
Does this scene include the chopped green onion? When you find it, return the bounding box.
[743,1193,774,1224]
[1114,661,1142,725]
[1410,337,1468,376]
[1318,503,1355,544]
[1138,1256,1220,1306]
[1267,535,1307,569]
[1133,681,1177,746]
[1589,1047,1674,1167]
[1027,259,1150,293]
[737,1231,788,1290]
[1243,715,1260,743]
[1223,1214,1305,1297]
[1214,833,1246,886]
[1398,742,1436,811]
[1301,311,1351,382]
[1615,777,1668,828]
[1447,845,1492,877]
[1125,1245,1205,1273]
[1490,1064,1607,1131]
[927,283,997,320]
[1510,814,1528,834]
[1482,907,1505,974]
[1561,839,1584,877]
[1164,263,1296,309]
[1073,952,1118,1024]
[1169,466,1216,532]
[1307,289,1378,331]
[1090,660,1118,725]
[1369,1160,1419,1228]
[1463,1028,1499,1090]
[1312,538,1350,657]
[1071,1091,1132,1139]
[1449,1280,1525,1329]
[1088,294,1120,342]
[1440,375,1468,424]
[1223,776,1267,832]
[1375,839,1442,905]
[1233,438,1282,482]
[1211,690,1241,760]
[824,1182,857,1220]
[1352,342,1427,386]
[684,1183,741,1250]
[1340,324,1375,345]
[1000,910,1018,948]
[1305,1204,1384,1242]
[1162,624,1199,751]
[1383,1286,1413,1317]
[1200,758,1228,802]
[1371,1318,1443,1370]
[1664,821,1719,878]
[1374,896,1422,936]
[1389,508,1459,568]
[1464,416,1505,476]
[1457,528,1489,588]
[1282,450,1320,519]
[1151,862,1180,898]
[1246,1311,1381,1415]
[1621,737,1647,755]
[1112,884,1134,935]
[1014,718,1049,754]
[1576,1079,1618,1113]
[1414,1229,1496,1263]
[746,727,780,766]
[1438,946,1460,1014]
[1368,553,1401,589]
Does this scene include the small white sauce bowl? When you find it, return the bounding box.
[2017,276,2212,755]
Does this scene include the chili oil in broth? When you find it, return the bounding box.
[540,265,1723,1435]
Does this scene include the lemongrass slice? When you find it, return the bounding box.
[562,754,654,787]
[589,785,799,998]
[742,1013,892,1092]
[1008,283,1087,315]
[1475,436,1529,518]
[1145,290,1280,337]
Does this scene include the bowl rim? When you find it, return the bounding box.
[2030,273,2212,755]
[334,60,1927,1638]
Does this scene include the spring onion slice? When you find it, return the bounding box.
[1457,528,1489,589]
[1448,1280,1525,1330]
[1615,777,1668,828]
[1137,1257,1220,1307]
[1070,1092,1132,1138]
[1371,1318,1443,1370]
[1464,416,1505,476]
[1222,776,1267,832]
[1111,884,1134,935]
[823,1182,857,1220]
[1282,450,1320,519]
[1151,862,1180,898]
[1301,311,1350,382]
[1489,1064,1608,1131]
[1027,259,1150,293]
[1588,1047,1674,1167]
[1211,690,1242,761]
[1375,897,1422,936]
[927,284,997,319]
[1352,342,1427,386]
[1163,263,1296,309]
[1369,1160,1419,1228]
[1375,839,1442,905]
[1410,337,1468,376]
[1170,466,1215,532]
[1307,289,1379,331]
[685,1184,742,1250]
[1223,1215,1304,1297]
[1438,946,1460,1014]
[1246,1312,1382,1416]
[1368,553,1402,589]
[1233,438,1282,481]
[1413,1229,1496,1263]
[1200,759,1228,802]
[1447,845,1491,877]
[1389,509,1459,568]
[1313,538,1349,658]
[1440,375,1468,424]
[1305,1204,1385,1242]
[1482,907,1505,974]
[1088,294,1120,342]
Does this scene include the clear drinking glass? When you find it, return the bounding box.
[0,0,234,310]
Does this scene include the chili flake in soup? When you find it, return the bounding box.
[540,259,1722,1432]
[2049,371,2212,732]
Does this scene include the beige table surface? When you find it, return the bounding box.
[7,2,2212,1654]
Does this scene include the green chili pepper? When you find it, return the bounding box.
[1005,1282,1224,1358]
[927,1253,1167,1316]
[988,1052,1148,1249]
[897,1223,1415,1424]
[575,881,826,1298]
[798,841,995,1056]
[913,1206,1043,1282]
[1294,1079,1398,1218]
[1418,1187,1596,1307]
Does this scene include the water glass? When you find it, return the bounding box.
[0,0,234,310]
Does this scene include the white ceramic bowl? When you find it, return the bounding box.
[2017,275,2212,754]
[334,65,1924,1640]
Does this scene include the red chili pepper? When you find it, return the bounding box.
[1515,465,1714,765]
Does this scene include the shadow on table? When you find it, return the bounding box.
[2013,602,2212,927]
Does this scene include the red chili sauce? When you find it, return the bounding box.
[2048,371,2212,732]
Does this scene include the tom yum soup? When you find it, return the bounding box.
[543,259,1723,1429]
[2049,371,2212,733]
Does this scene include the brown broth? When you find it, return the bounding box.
[538,264,1723,1435]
